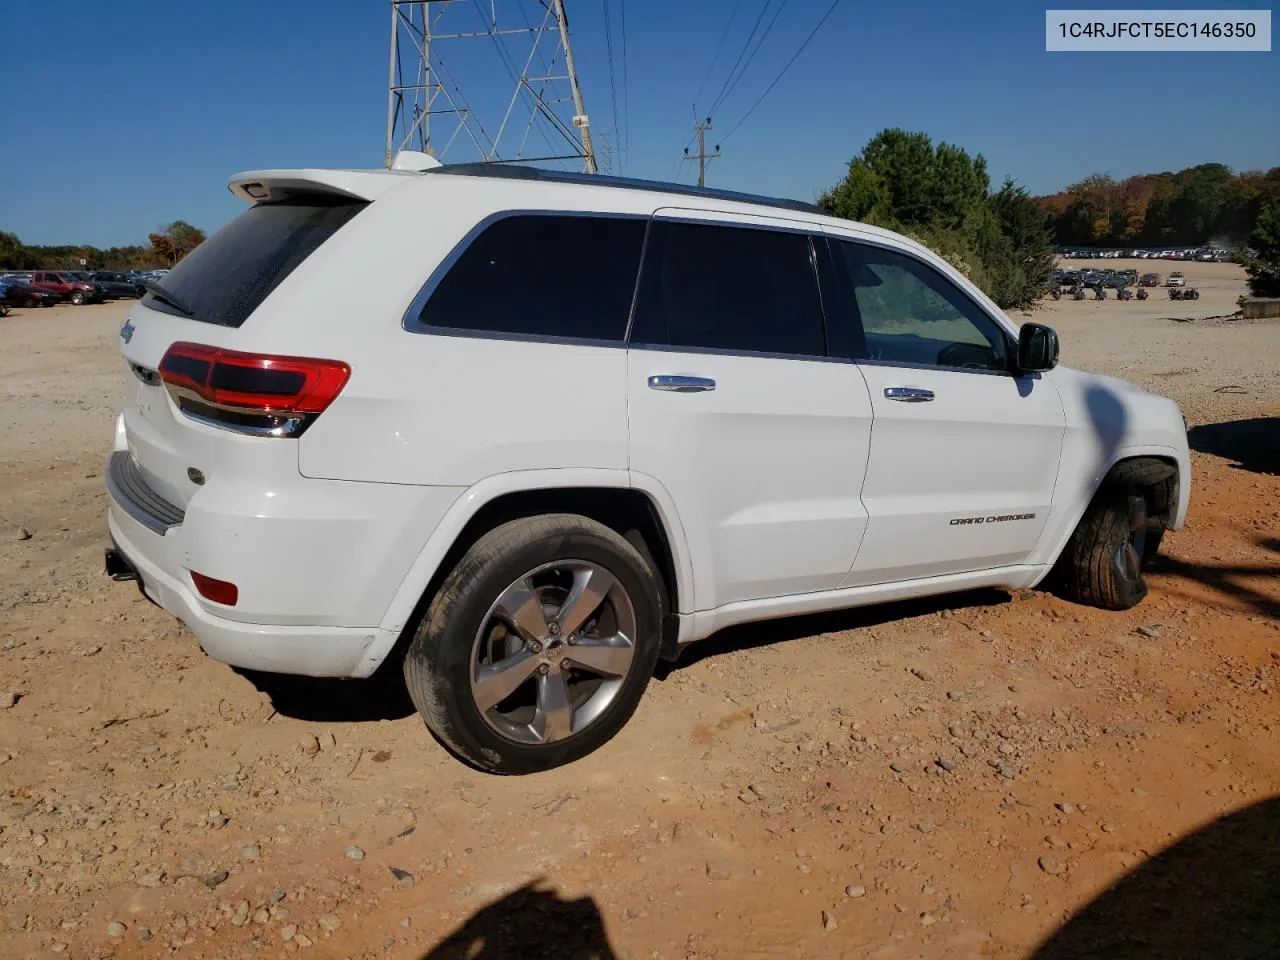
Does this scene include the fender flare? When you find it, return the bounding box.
[357,468,697,675]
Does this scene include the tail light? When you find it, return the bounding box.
[158,342,350,438]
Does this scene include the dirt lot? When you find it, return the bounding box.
[1,263,1277,960]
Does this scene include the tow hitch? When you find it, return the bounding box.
[105,546,139,582]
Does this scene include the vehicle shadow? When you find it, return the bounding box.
[235,658,416,722]
[658,588,1010,677]
[1148,534,1280,619]
[417,880,618,959]
[1031,795,1280,960]
[1187,417,1280,476]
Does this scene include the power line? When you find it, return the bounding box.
[619,0,630,171]
[704,1,772,123]
[692,0,744,111]
[600,0,621,173]
[720,0,840,144]
[711,0,789,118]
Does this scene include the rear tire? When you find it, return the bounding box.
[23,297,38,308]
[1053,493,1150,610]
[69,291,85,305]
[404,514,662,774]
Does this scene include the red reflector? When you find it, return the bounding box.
[191,571,239,606]
[158,342,350,415]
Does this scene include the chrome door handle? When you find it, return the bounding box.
[884,386,934,402]
[648,375,716,393]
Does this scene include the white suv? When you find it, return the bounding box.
[105,161,1190,773]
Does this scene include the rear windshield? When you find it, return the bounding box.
[143,198,368,327]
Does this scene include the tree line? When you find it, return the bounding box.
[0,220,206,271]
[1039,164,1280,249]
[820,129,1280,306]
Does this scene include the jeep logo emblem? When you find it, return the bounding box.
[120,319,135,343]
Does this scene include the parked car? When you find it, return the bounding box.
[1166,271,1186,287]
[90,272,146,299]
[103,160,1191,773]
[30,270,106,305]
[1,281,62,308]
[1139,273,1160,287]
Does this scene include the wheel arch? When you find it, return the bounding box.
[1034,447,1185,575]
[362,470,695,677]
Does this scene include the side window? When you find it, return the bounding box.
[630,220,826,357]
[420,215,646,341]
[830,240,1010,372]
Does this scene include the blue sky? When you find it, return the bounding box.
[2,0,1276,247]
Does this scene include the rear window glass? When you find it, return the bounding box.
[143,199,367,327]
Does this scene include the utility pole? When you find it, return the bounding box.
[683,117,720,188]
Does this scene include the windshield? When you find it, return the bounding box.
[142,198,368,327]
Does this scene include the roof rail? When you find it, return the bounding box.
[422,163,824,216]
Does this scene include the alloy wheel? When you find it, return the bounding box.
[469,560,637,745]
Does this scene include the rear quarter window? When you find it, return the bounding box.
[143,199,368,328]
[417,214,647,342]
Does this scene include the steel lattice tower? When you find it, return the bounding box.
[385,0,597,172]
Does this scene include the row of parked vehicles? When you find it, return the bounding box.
[0,269,168,310]
[1048,268,1199,301]
[1058,247,1234,262]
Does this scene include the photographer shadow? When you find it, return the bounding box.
[1032,796,1280,959]
[420,881,618,960]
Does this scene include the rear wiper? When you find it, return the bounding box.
[144,281,196,318]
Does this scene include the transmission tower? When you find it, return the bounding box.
[385,0,597,172]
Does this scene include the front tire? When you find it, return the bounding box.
[1053,493,1150,610]
[404,514,663,774]
[69,291,86,305]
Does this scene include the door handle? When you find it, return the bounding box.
[648,375,716,393]
[884,386,934,402]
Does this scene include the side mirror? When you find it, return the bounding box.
[1017,322,1059,373]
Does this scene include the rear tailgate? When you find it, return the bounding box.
[115,188,377,510]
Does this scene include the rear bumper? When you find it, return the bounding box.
[108,509,399,678]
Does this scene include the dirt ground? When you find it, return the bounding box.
[1,262,1277,960]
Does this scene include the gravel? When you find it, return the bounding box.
[1038,855,1065,876]
[706,860,731,880]
[0,692,17,709]
[1137,625,1163,638]
[106,921,126,937]
[345,844,366,860]
[318,914,342,935]
[845,885,866,898]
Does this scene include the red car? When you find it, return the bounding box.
[1,282,63,308]
[1138,273,1159,287]
[30,270,106,305]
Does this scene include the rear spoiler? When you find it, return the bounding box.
[227,168,416,205]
